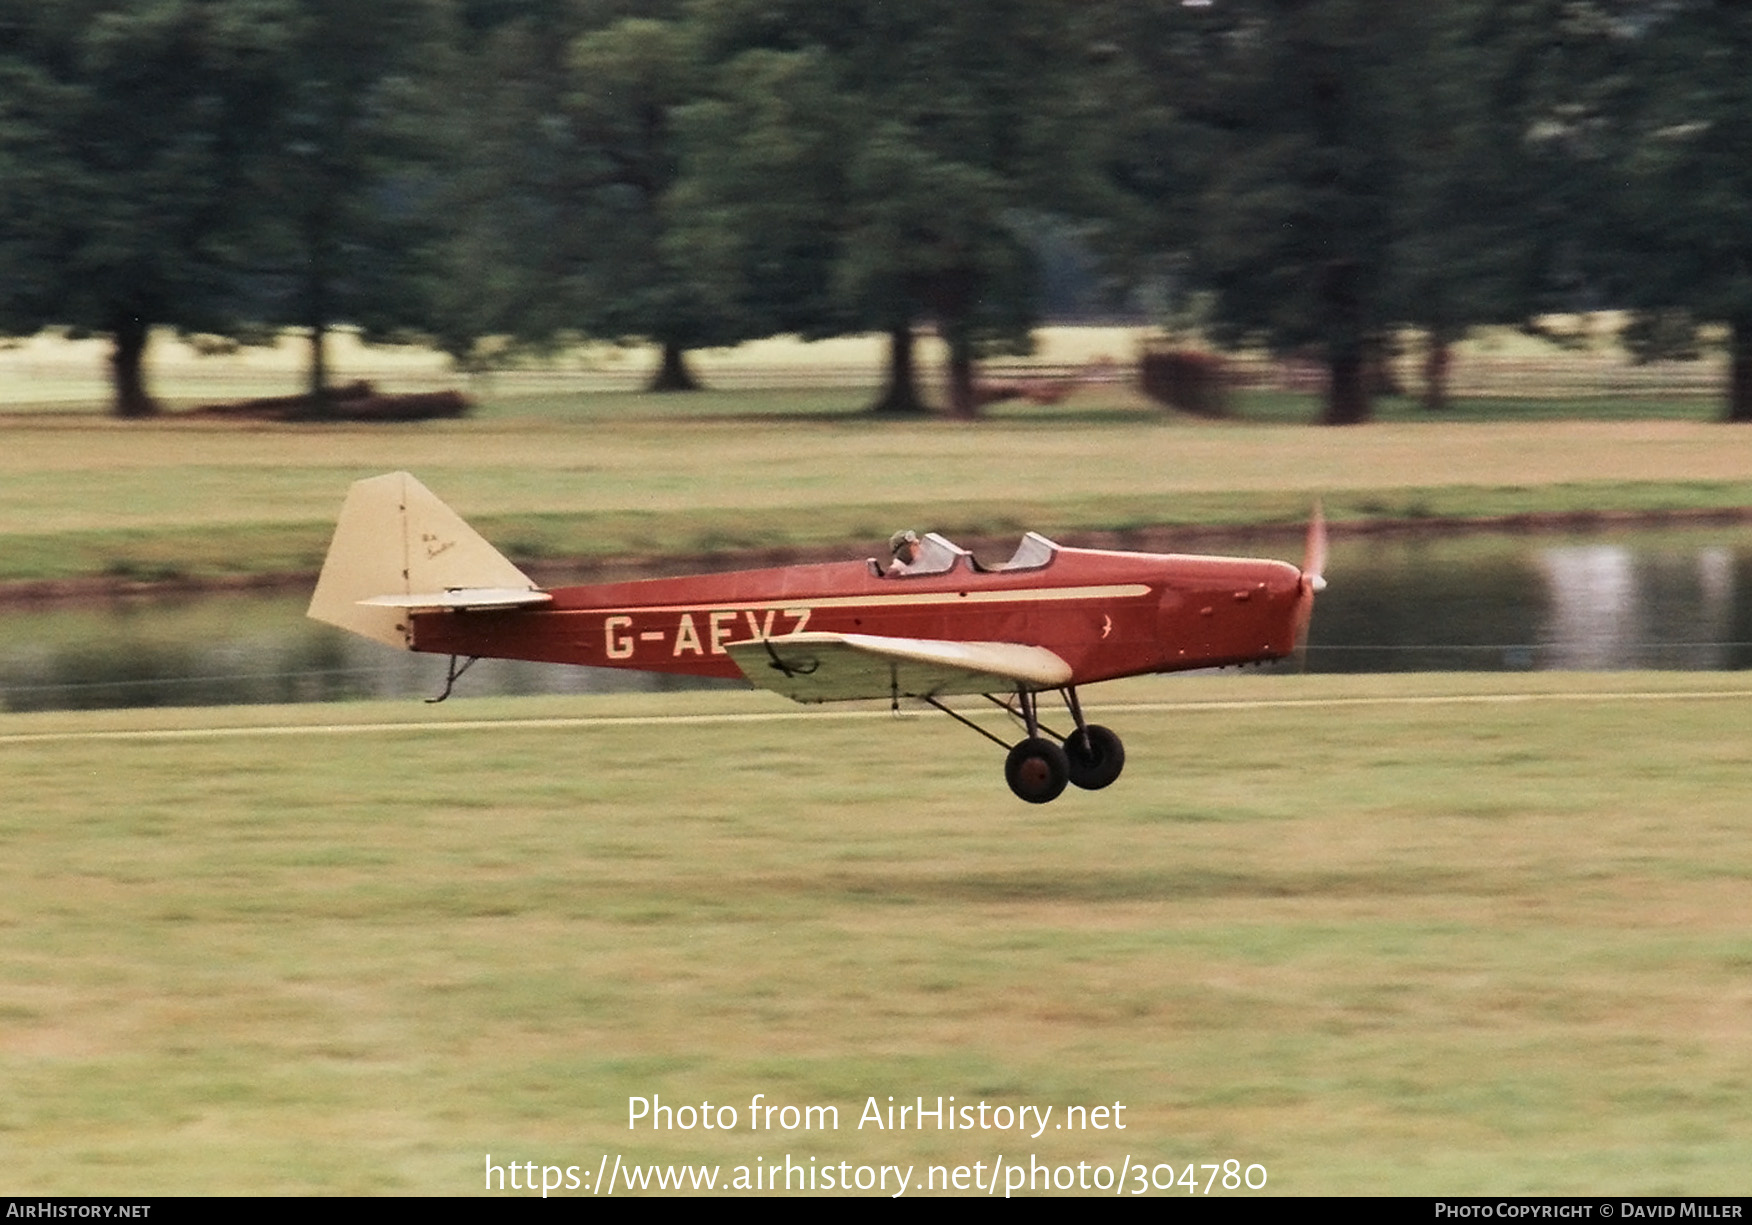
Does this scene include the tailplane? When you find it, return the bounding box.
[307,472,544,648]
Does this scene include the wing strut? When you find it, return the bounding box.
[923,695,1014,750]
[922,688,1077,751]
[986,690,1069,742]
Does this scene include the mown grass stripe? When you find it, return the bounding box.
[5,685,1750,744]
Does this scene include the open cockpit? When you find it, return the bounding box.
[873,531,1061,578]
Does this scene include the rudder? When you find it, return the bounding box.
[307,472,539,648]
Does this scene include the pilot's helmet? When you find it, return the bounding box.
[889,529,919,555]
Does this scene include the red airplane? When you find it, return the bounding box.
[309,472,1326,803]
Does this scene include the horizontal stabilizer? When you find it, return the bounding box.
[725,631,1072,703]
[360,589,554,611]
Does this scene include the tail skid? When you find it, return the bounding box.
[307,472,543,648]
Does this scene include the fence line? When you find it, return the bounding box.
[1221,353,1726,399]
[0,349,1732,402]
[463,355,1732,398]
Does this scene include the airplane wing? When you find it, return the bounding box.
[723,631,1072,703]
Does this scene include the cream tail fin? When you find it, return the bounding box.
[307,472,541,648]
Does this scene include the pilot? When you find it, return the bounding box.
[887,529,922,575]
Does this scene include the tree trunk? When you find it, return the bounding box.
[868,323,930,415]
[1727,318,1752,423]
[1365,336,1402,397]
[1422,329,1453,413]
[1317,258,1370,425]
[297,203,336,419]
[110,315,159,418]
[1322,342,1371,425]
[304,322,331,419]
[648,339,703,392]
[944,323,978,420]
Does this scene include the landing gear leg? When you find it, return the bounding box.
[1061,687,1125,790]
[923,688,1108,804]
[1004,689,1069,804]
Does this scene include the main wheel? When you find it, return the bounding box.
[1005,737,1070,804]
[1064,724,1125,790]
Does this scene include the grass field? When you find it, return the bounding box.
[3,411,1752,585]
[3,672,1749,1195]
[1,326,1749,587]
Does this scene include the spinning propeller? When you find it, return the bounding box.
[1293,503,1327,658]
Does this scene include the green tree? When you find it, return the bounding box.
[666,46,852,357]
[1608,1,1752,420]
[684,0,1086,416]
[432,11,571,362]
[0,0,286,416]
[247,0,460,413]
[1386,2,1607,412]
[564,15,729,390]
[1185,0,1413,424]
[1098,1,1594,422]
[442,5,734,390]
[1078,0,1220,317]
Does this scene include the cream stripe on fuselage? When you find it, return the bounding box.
[550,583,1153,617]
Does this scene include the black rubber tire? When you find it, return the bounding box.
[1005,737,1071,804]
[1064,724,1125,790]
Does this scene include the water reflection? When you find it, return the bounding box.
[1540,545,1636,669]
[3,525,1751,712]
[1303,527,1752,673]
[0,596,740,712]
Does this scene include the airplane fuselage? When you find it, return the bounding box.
[411,545,1306,687]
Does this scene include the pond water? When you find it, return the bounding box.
[1307,526,1752,672]
[3,524,1750,712]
